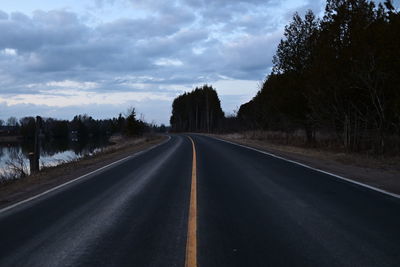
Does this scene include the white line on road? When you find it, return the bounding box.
[212,136,400,200]
[0,136,172,214]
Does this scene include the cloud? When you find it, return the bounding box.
[97,9,195,40]
[0,10,8,20]
[1,48,17,56]
[0,0,327,124]
[0,10,87,52]
[154,58,184,67]
[94,0,117,9]
[46,80,99,90]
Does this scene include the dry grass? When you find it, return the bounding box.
[224,131,400,170]
[0,152,29,182]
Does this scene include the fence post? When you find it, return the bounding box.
[29,116,42,174]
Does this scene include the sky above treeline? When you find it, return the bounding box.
[0,0,396,124]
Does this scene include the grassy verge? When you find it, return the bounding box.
[0,134,166,209]
[213,132,400,195]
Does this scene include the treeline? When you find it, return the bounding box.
[170,85,224,132]
[238,0,400,154]
[0,107,157,141]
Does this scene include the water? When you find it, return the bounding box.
[0,138,110,180]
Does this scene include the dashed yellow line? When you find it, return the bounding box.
[185,136,197,267]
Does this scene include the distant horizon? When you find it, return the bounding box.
[0,79,259,125]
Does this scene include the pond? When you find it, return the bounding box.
[0,138,111,180]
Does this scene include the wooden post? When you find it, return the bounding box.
[30,116,42,174]
[28,152,36,174]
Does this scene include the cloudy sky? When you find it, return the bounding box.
[0,0,383,124]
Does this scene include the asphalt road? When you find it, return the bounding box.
[0,134,399,267]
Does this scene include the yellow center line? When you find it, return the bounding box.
[185,136,197,267]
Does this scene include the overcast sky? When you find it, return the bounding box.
[0,0,393,124]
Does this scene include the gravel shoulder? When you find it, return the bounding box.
[212,133,400,195]
[0,135,167,209]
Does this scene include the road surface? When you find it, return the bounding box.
[0,134,399,266]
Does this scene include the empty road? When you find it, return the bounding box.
[0,134,399,266]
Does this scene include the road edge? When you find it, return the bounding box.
[208,135,400,200]
[0,135,172,214]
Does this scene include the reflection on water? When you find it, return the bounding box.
[0,138,110,178]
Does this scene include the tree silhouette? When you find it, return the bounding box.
[237,0,400,154]
[170,85,224,133]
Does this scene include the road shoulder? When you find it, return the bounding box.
[0,135,167,209]
[210,134,400,196]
